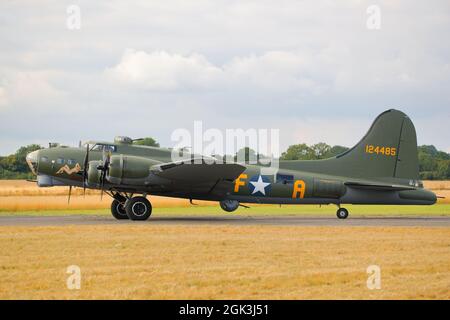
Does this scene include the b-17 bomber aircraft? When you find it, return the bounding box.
[26,109,437,220]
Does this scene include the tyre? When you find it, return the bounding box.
[220,199,240,212]
[125,196,152,221]
[336,208,349,219]
[111,199,129,220]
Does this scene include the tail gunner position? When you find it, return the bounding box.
[26,109,437,221]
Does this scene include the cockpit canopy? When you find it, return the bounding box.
[82,137,133,152]
[83,142,117,153]
[91,144,117,152]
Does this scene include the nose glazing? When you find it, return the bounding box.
[26,150,39,175]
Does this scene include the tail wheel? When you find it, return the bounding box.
[125,196,152,221]
[336,208,349,219]
[111,199,129,220]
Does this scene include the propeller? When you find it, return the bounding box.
[82,143,90,196]
[97,149,111,200]
[67,186,72,204]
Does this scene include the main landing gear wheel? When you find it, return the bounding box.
[220,200,240,212]
[336,208,349,219]
[125,196,152,221]
[111,199,128,220]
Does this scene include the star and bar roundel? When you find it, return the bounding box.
[248,175,271,196]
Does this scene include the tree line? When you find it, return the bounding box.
[1,139,449,180]
[280,143,450,179]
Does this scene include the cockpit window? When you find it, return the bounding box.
[91,144,103,151]
[67,159,76,165]
[91,144,117,152]
[56,158,65,164]
[104,145,117,152]
[41,156,49,163]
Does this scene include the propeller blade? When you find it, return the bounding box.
[99,148,111,200]
[82,143,90,196]
[100,168,106,200]
[68,185,72,204]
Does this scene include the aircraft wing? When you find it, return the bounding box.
[151,158,246,183]
[150,158,246,198]
[344,181,416,191]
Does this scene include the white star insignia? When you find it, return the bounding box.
[250,175,270,195]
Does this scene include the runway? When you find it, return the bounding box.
[0,215,449,227]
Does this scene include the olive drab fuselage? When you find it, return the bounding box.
[26,110,437,216]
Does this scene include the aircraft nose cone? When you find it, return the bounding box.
[26,150,40,175]
[26,150,38,162]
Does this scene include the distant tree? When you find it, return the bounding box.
[326,145,349,157]
[280,143,449,180]
[0,144,42,179]
[418,145,449,160]
[436,160,450,179]
[418,153,436,172]
[281,143,346,160]
[418,145,438,156]
[133,137,160,147]
[418,145,450,180]
[15,144,42,172]
[235,147,258,163]
[280,144,313,160]
[310,142,331,159]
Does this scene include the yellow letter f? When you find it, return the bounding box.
[234,174,247,193]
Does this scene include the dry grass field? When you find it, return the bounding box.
[0,180,449,212]
[423,181,450,202]
[0,225,448,299]
[0,180,449,300]
[0,180,214,211]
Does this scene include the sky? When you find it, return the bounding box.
[0,0,449,155]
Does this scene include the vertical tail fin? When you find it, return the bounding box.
[280,109,419,180]
[336,109,419,179]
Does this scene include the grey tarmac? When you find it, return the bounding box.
[0,215,449,227]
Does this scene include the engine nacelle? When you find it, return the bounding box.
[107,155,160,185]
[87,160,102,186]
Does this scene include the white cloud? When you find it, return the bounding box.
[288,117,373,152]
[0,71,67,110]
[106,43,450,97]
[106,49,327,94]
[0,0,449,154]
[105,49,222,90]
[0,86,8,108]
[224,51,326,93]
